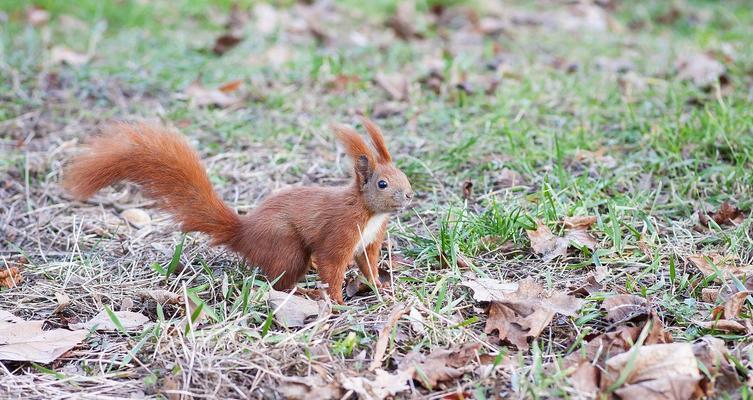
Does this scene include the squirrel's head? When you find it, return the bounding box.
[332,117,413,214]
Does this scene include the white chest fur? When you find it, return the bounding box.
[354,213,389,254]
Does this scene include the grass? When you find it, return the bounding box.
[2,0,753,398]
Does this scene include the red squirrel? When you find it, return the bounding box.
[63,118,412,304]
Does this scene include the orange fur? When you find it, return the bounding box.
[63,120,412,304]
[360,117,392,163]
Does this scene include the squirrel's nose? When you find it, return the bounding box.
[404,192,413,200]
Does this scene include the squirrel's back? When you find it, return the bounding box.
[63,122,240,245]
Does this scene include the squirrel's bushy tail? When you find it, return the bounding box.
[64,122,241,245]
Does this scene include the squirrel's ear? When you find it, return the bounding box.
[331,123,375,184]
[359,116,392,163]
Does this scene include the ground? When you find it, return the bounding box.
[1,0,752,399]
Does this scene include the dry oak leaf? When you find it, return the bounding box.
[339,368,413,400]
[698,201,745,227]
[564,312,671,372]
[688,253,753,280]
[692,336,744,396]
[482,278,582,350]
[527,221,597,261]
[569,361,600,398]
[675,52,727,88]
[0,266,23,288]
[602,294,648,323]
[268,289,321,328]
[697,319,747,334]
[710,290,751,321]
[184,79,242,108]
[70,309,149,331]
[0,310,87,363]
[399,343,481,389]
[601,343,702,400]
[460,275,518,302]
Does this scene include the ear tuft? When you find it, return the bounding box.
[331,123,375,184]
[359,117,392,163]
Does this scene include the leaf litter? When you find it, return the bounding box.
[527,217,599,261]
[0,310,87,364]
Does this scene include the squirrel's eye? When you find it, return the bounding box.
[377,180,388,189]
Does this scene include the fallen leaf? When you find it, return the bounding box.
[0,266,23,288]
[460,275,518,302]
[697,319,747,333]
[602,343,702,399]
[564,312,671,378]
[213,3,246,55]
[482,278,582,350]
[70,309,149,331]
[213,34,243,56]
[278,375,343,400]
[340,368,413,400]
[218,80,242,93]
[268,289,320,328]
[375,72,409,101]
[698,201,745,227]
[120,297,134,312]
[121,208,151,228]
[701,287,719,303]
[720,291,750,319]
[51,47,89,66]
[53,292,71,315]
[569,361,599,398]
[675,52,727,88]
[562,216,597,229]
[370,303,409,371]
[0,313,87,363]
[601,294,648,323]
[184,79,242,108]
[527,221,597,261]
[688,253,753,280]
[692,336,744,396]
[399,343,481,389]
